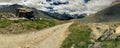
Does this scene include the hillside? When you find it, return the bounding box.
[80,0,120,22]
[94,1,120,22]
[61,1,120,48]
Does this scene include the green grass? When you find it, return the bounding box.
[61,22,120,48]
[0,20,12,28]
[23,19,56,30]
[0,18,65,34]
[0,19,56,29]
[61,22,91,48]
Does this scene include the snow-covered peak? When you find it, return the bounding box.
[0,0,116,15]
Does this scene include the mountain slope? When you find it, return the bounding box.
[0,4,74,20]
[80,1,120,22]
[94,1,120,22]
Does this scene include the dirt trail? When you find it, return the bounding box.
[0,22,73,48]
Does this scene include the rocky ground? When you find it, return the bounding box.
[88,22,120,48]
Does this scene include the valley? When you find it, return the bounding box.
[0,0,120,48]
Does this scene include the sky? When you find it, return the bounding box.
[0,0,116,15]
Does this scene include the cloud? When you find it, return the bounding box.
[0,0,116,15]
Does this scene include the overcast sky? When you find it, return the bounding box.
[0,0,116,15]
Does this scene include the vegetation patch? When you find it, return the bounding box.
[98,38,120,48]
[0,19,65,34]
[61,22,91,48]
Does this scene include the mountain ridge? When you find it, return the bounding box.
[0,0,116,15]
[0,4,75,20]
[80,0,120,22]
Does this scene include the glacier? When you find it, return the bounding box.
[0,0,116,15]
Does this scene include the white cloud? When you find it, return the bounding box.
[0,0,116,15]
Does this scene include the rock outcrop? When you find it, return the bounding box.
[16,8,35,19]
[88,23,110,40]
[88,23,120,41]
[88,23,120,48]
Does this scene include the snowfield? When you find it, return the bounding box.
[0,0,116,15]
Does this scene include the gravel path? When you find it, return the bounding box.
[0,22,73,48]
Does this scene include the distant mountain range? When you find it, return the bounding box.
[0,0,116,15]
[0,4,74,20]
[0,0,119,20]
